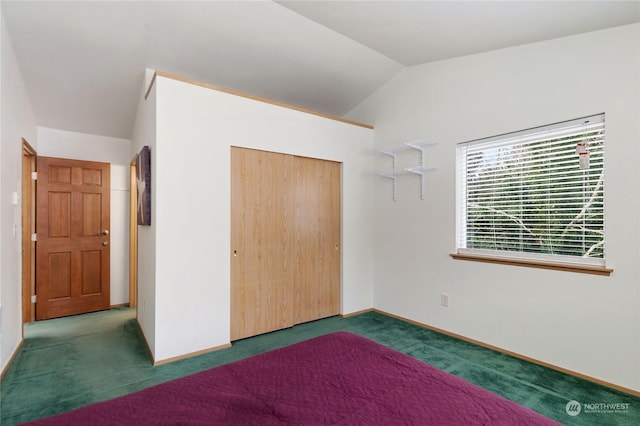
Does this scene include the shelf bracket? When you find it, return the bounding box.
[378,149,399,201]
[404,140,437,200]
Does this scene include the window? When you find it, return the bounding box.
[456,114,605,267]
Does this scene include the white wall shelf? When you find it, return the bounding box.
[378,139,437,201]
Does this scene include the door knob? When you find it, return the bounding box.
[101,230,109,236]
[102,241,109,246]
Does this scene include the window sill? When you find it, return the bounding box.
[450,253,612,276]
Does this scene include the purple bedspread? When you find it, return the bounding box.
[27,332,559,425]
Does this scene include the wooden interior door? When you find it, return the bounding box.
[230,147,341,340]
[230,147,295,340]
[36,156,111,320]
[293,156,341,324]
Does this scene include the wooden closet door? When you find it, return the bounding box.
[293,156,341,324]
[230,147,295,340]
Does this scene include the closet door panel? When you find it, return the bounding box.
[293,156,341,324]
[230,147,295,340]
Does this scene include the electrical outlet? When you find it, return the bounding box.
[441,293,449,307]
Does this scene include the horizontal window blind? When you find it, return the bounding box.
[456,114,605,266]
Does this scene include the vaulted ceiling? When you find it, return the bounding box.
[3,1,638,139]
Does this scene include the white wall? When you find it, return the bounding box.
[0,10,37,373]
[36,127,131,306]
[141,75,374,362]
[130,82,156,355]
[347,24,640,391]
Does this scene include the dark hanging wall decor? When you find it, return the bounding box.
[136,145,151,226]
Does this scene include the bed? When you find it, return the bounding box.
[26,331,559,425]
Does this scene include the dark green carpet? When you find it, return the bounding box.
[1,308,638,425]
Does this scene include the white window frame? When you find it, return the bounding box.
[455,114,606,269]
